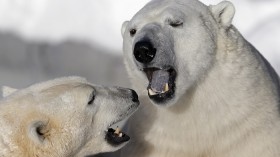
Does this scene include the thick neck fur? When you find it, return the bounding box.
[124,27,280,157]
[0,116,17,157]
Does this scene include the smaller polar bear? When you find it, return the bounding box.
[0,76,139,157]
[121,0,280,157]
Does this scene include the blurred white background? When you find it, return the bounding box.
[0,0,279,91]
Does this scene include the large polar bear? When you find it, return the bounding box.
[0,76,139,157]
[121,0,280,156]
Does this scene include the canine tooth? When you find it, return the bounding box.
[148,89,157,96]
[164,83,169,92]
[114,127,120,134]
[118,133,123,137]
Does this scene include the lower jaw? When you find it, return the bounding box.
[105,128,130,146]
[148,89,175,104]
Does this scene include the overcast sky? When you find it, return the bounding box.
[0,0,279,48]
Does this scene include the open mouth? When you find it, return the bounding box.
[105,126,130,146]
[105,100,139,146]
[143,67,177,104]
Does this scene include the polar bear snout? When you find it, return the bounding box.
[110,87,139,103]
[134,40,156,64]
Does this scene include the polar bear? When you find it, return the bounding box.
[0,76,139,157]
[121,0,280,157]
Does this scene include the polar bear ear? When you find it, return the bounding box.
[209,1,235,28]
[29,120,50,144]
[2,86,18,97]
[121,21,129,37]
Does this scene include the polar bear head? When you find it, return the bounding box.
[122,0,235,107]
[0,77,139,156]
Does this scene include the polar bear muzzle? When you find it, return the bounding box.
[128,20,177,106]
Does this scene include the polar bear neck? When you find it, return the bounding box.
[167,26,280,115]
[215,26,280,96]
[0,118,18,156]
[177,26,280,118]
[171,27,280,152]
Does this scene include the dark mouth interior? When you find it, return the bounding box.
[105,127,130,146]
[143,67,176,103]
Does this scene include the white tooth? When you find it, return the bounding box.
[148,89,157,96]
[119,133,123,137]
[114,127,120,134]
[164,83,169,92]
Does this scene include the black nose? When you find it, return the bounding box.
[130,89,139,102]
[133,41,156,64]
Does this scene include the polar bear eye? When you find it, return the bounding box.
[130,29,137,36]
[88,91,95,105]
[169,20,183,27]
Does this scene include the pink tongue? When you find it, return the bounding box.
[150,70,169,92]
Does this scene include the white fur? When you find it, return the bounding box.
[121,0,280,156]
[0,76,138,157]
[2,86,17,97]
